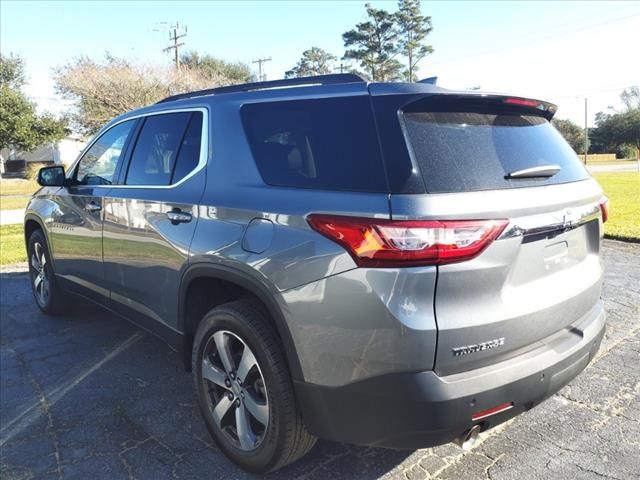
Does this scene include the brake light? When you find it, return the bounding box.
[599,196,609,223]
[503,97,541,108]
[307,215,508,267]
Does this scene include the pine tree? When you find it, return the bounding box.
[285,47,337,78]
[396,0,434,82]
[342,4,403,81]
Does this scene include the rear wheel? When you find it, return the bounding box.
[192,299,315,473]
[28,229,68,314]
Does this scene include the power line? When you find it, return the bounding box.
[432,11,640,67]
[252,57,272,81]
[162,22,187,69]
[552,82,640,99]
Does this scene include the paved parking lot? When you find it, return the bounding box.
[1,239,638,480]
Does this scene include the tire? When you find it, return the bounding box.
[192,299,316,473]
[27,229,68,315]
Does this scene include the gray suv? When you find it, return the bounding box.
[26,74,608,473]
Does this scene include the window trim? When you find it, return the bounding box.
[66,107,209,189]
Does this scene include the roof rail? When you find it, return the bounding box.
[157,73,365,104]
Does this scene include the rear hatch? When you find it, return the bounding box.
[372,88,605,376]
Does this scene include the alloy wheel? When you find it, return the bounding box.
[201,330,269,451]
[30,242,49,307]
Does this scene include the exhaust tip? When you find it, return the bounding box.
[453,424,482,451]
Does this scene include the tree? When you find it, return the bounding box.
[342,3,403,81]
[0,54,26,89]
[595,109,640,159]
[0,54,68,153]
[285,47,337,78]
[396,0,433,82]
[54,54,228,133]
[620,86,640,110]
[552,118,586,154]
[180,51,252,84]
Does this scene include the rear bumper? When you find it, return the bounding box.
[294,301,605,449]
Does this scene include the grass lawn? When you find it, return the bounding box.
[0,227,180,266]
[0,179,39,211]
[593,172,640,241]
[0,179,39,196]
[0,195,30,210]
[0,174,636,266]
[0,224,26,265]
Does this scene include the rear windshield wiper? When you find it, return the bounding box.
[505,164,561,179]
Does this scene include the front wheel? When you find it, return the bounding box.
[192,299,316,473]
[28,229,68,314]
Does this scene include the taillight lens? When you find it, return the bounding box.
[503,97,541,108]
[307,215,508,267]
[502,96,556,114]
[599,196,609,223]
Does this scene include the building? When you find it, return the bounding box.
[0,135,87,178]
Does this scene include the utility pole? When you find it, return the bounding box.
[163,23,187,70]
[584,97,589,165]
[252,57,272,81]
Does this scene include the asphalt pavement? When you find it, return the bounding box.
[1,239,639,480]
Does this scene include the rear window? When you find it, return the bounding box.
[402,111,589,193]
[241,96,387,192]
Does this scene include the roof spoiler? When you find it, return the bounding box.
[418,76,438,85]
[401,93,558,120]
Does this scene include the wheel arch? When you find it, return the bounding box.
[179,263,304,381]
[24,214,55,269]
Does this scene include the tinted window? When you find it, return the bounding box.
[172,112,203,184]
[403,111,589,193]
[76,120,135,185]
[126,112,191,186]
[241,96,387,192]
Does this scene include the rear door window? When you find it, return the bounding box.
[171,112,203,184]
[241,96,387,192]
[402,110,589,193]
[125,112,195,186]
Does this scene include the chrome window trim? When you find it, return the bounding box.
[499,202,601,239]
[65,107,209,190]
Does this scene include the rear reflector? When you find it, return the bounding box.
[599,196,609,223]
[307,215,508,267]
[472,402,514,422]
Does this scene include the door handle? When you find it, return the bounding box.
[167,210,192,224]
[85,202,102,212]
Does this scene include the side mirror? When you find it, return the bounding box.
[37,166,66,187]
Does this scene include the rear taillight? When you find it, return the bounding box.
[599,196,609,223]
[307,215,508,267]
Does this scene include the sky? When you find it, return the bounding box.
[1,0,639,127]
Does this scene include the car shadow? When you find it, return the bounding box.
[0,271,414,479]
